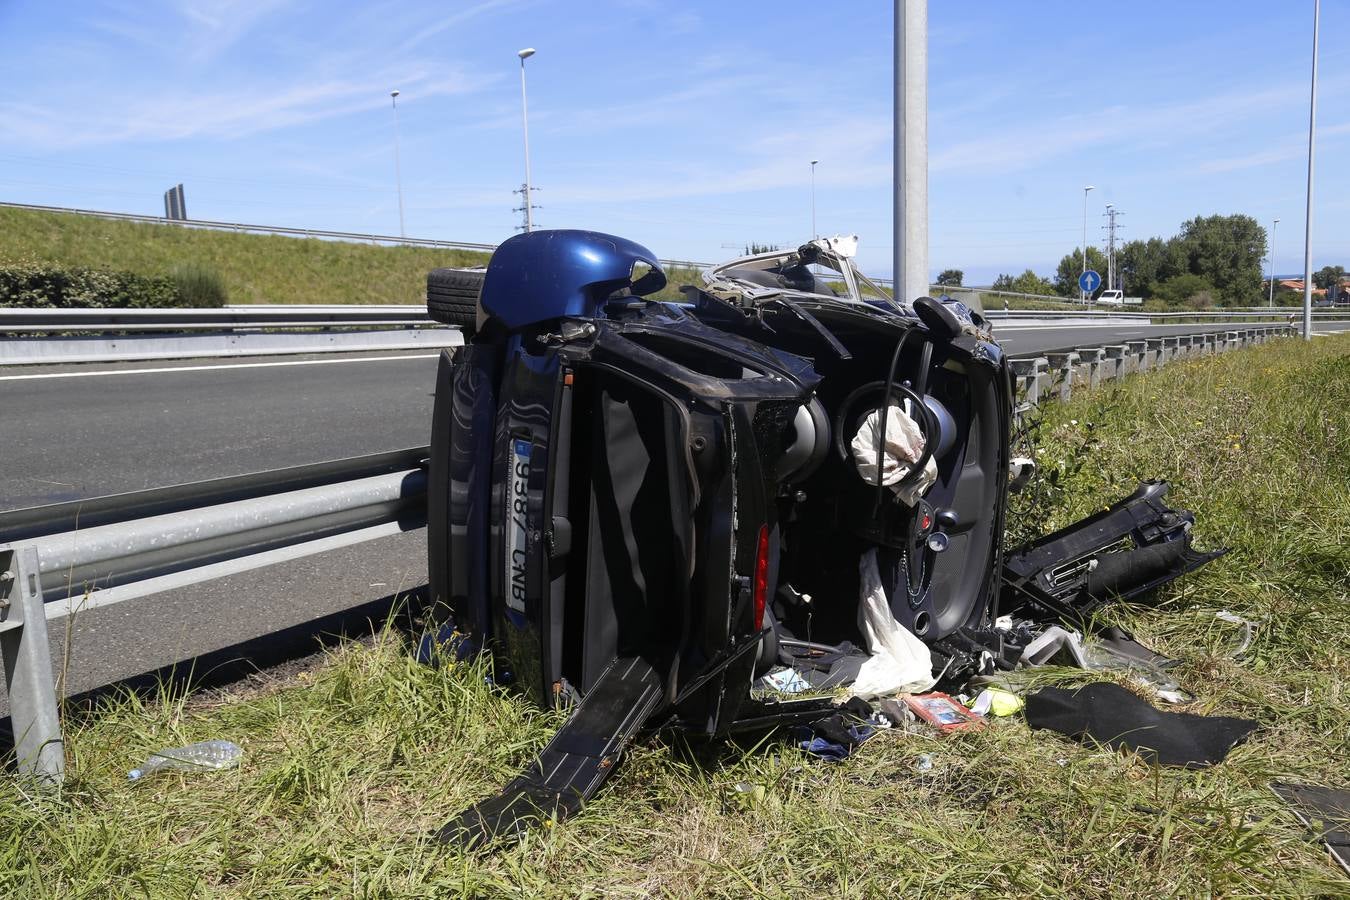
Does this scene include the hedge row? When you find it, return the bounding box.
[0,257,227,308]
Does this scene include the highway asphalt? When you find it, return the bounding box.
[0,351,441,510]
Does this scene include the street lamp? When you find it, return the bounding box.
[517,48,536,232]
[390,89,405,239]
[1081,185,1095,303]
[1301,1,1319,340]
[1268,217,1280,305]
[810,159,819,239]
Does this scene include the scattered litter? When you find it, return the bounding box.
[971,687,1024,718]
[875,698,919,730]
[794,719,876,762]
[1216,610,1256,659]
[903,693,984,734]
[1080,630,1193,704]
[1019,625,1090,668]
[774,640,869,691]
[850,549,935,699]
[128,739,242,781]
[1271,782,1350,877]
[849,404,938,506]
[913,753,934,773]
[730,781,767,806]
[1024,682,1258,767]
[1089,626,1179,671]
[1007,456,1036,492]
[1019,625,1192,704]
[757,667,812,694]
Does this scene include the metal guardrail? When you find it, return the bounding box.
[0,448,429,782]
[0,304,432,333]
[985,309,1345,321]
[0,305,461,365]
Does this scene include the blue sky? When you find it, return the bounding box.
[1,0,1346,283]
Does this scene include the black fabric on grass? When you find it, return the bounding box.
[1025,682,1258,767]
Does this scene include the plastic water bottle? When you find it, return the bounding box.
[128,740,242,781]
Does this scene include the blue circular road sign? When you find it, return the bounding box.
[1079,269,1102,294]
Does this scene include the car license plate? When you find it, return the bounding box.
[505,438,531,613]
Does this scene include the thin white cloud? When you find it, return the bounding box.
[932,77,1350,176]
[0,66,486,147]
[400,0,531,51]
[1197,122,1350,174]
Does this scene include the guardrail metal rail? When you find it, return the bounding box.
[1,448,428,783]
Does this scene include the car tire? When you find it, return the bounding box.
[427,268,485,336]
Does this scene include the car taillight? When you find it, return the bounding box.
[753,524,770,631]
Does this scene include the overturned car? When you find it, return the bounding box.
[423,231,1218,845]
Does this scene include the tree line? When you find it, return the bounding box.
[975,213,1343,308]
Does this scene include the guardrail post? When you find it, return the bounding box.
[1102,345,1127,381]
[1173,336,1193,360]
[1161,337,1179,366]
[1146,338,1166,369]
[0,545,64,785]
[1010,357,1048,414]
[1225,330,1241,352]
[1125,340,1149,373]
[1075,348,1106,389]
[1045,352,1079,402]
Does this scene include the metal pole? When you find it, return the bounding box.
[895,0,928,306]
[1268,217,1280,305]
[518,49,536,233]
[1,546,64,785]
[1302,0,1318,340]
[391,91,405,239]
[1081,185,1094,304]
[810,159,819,239]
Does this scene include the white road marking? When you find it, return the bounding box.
[0,354,441,382]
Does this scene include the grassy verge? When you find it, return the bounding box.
[0,206,707,307]
[0,206,490,305]
[4,335,1348,897]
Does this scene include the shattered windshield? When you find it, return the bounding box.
[710,243,898,308]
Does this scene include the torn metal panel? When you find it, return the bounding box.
[1000,480,1228,625]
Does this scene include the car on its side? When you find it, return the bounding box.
[423,230,1216,845]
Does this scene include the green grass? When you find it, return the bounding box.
[4,335,1349,897]
[0,206,709,307]
[0,206,491,305]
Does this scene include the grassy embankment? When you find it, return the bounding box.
[3,333,1347,896]
[0,206,705,305]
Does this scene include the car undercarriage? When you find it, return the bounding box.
[423,230,1223,847]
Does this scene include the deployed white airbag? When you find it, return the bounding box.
[850,548,935,699]
[849,403,938,507]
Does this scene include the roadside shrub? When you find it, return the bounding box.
[170,262,228,307]
[0,256,189,308]
[1150,273,1214,307]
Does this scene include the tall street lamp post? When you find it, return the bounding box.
[1268,217,1280,305]
[517,48,536,233]
[1301,0,1319,339]
[1081,185,1095,304]
[391,89,405,239]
